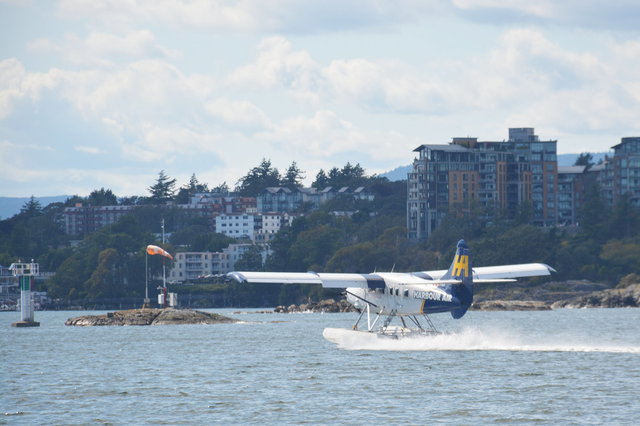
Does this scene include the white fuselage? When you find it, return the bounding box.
[345,275,461,316]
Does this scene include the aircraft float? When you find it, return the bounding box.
[228,240,555,340]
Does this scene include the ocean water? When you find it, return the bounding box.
[1,308,639,424]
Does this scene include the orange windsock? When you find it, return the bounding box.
[146,245,173,260]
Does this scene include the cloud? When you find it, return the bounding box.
[258,110,365,157]
[205,97,272,129]
[57,0,443,33]
[481,30,640,133]
[29,30,180,67]
[0,58,56,118]
[452,0,640,31]
[228,37,453,114]
[55,0,640,34]
[323,59,451,114]
[227,36,323,103]
[74,145,104,154]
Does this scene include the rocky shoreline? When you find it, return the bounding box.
[63,282,640,322]
[471,300,551,311]
[274,298,357,313]
[550,283,640,309]
[470,281,640,311]
[65,308,238,326]
[266,282,640,313]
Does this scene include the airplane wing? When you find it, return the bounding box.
[227,271,467,288]
[228,263,554,289]
[228,271,370,288]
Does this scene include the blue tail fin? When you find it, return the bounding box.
[442,239,473,319]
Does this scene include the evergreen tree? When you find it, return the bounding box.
[88,188,117,206]
[175,173,209,204]
[211,182,230,195]
[148,170,177,203]
[282,161,305,189]
[235,158,281,196]
[574,153,595,170]
[20,196,42,217]
[312,169,329,189]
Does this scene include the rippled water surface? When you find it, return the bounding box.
[2,308,639,424]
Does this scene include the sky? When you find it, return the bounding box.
[1,0,639,197]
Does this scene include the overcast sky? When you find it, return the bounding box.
[1,0,639,197]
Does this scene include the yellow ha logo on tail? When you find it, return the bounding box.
[452,254,469,277]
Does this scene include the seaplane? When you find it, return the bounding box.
[227,240,555,340]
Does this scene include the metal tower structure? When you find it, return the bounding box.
[10,261,40,327]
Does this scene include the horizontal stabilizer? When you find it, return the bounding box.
[425,263,555,281]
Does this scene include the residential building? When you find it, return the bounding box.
[598,137,640,208]
[408,128,558,240]
[215,213,255,240]
[168,243,266,282]
[254,213,295,243]
[215,212,296,242]
[188,192,256,214]
[61,193,257,235]
[63,204,135,236]
[258,187,302,213]
[257,186,374,213]
[557,166,587,225]
[558,137,640,225]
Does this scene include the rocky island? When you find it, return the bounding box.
[65,308,238,326]
[551,283,640,309]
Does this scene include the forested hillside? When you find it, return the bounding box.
[1,160,638,308]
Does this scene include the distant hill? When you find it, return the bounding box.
[0,196,70,220]
[379,165,411,182]
[380,152,609,182]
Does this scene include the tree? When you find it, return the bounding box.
[574,153,595,170]
[282,161,305,189]
[600,239,640,282]
[577,182,607,241]
[88,188,117,206]
[607,194,640,239]
[148,170,177,203]
[20,196,42,217]
[288,225,345,271]
[175,173,209,204]
[212,182,230,195]
[234,245,264,271]
[235,158,281,196]
[316,162,368,188]
[84,248,120,299]
[170,226,235,252]
[312,169,329,189]
[119,196,141,206]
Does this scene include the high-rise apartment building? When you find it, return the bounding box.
[599,137,640,208]
[408,128,558,240]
